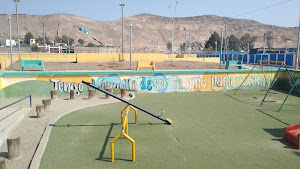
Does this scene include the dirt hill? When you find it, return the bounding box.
[0,13,298,50]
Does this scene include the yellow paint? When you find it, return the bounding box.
[36,75,92,84]
[1,75,37,89]
[0,76,2,90]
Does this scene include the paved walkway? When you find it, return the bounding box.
[0,94,135,169]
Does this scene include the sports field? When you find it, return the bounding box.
[40,90,300,169]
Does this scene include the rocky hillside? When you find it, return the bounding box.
[0,13,298,50]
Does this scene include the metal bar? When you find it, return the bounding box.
[278,75,300,112]
[0,95,31,111]
[82,81,171,124]
[285,65,300,95]
[260,66,282,106]
[234,61,259,95]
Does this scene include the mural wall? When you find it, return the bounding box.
[0,70,292,98]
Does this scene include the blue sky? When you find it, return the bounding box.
[1,0,299,27]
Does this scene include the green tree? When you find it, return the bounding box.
[240,33,256,51]
[61,35,74,46]
[35,36,50,44]
[31,45,39,52]
[167,41,172,51]
[227,35,240,51]
[205,32,221,50]
[179,43,187,53]
[24,32,34,45]
[78,39,84,46]
[87,43,96,47]
[265,31,274,49]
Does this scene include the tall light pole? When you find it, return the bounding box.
[170,1,178,54]
[296,17,300,70]
[119,3,125,61]
[130,23,132,69]
[224,20,227,56]
[43,22,46,53]
[184,27,187,54]
[215,42,218,54]
[8,15,15,70]
[263,32,266,54]
[220,28,224,68]
[13,0,21,60]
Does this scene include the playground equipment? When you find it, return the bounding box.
[82,81,173,124]
[136,61,155,71]
[284,123,300,150]
[234,60,285,95]
[111,105,137,162]
[278,75,300,112]
[260,64,300,107]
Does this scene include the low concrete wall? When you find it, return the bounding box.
[1,69,296,98]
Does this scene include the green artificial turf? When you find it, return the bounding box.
[40,90,300,169]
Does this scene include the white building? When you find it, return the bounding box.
[0,39,16,47]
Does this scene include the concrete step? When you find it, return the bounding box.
[0,108,32,147]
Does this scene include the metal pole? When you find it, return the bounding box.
[263,32,266,54]
[224,20,227,57]
[43,22,46,53]
[68,38,70,53]
[8,15,15,70]
[220,29,224,68]
[120,3,125,61]
[130,24,132,69]
[171,1,178,55]
[52,36,54,53]
[296,17,300,70]
[189,31,191,54]
[184,27,187,54]
[215,42,217,54]
[15,0,21,60]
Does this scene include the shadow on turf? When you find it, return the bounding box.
[263,128,284,137]
[224,94,258,106]
[49,123,119,127]
[256,109,290,126]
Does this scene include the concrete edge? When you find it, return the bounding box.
[29,94,136,169]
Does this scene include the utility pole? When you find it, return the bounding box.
[43,22,46,53]
[189,31,191,54]
[224,20,227,56]
[263,32,266,54]
[8,15,14,70]
[296,17,300,70]
[171,1,178,55]
[184,27,187,54]
[130,23,132,70]
[119,3,125,61]
[14,0,21,60]
[215,42,218,54]
[68,37,70,53]
[52,36,54,53]
[220,28,224,68]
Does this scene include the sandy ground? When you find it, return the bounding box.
[11,61,231,71]
[0,94,135,169]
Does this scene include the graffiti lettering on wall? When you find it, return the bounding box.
[186,75,206,91]
[211,74,272,91]
[92,74,186,93]
[50,79,84,96]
